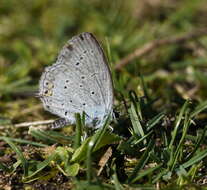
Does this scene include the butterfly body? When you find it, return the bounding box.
[39,32,113,128]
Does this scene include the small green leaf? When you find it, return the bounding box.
[24,152,57,180]
[71,131,121,163]
[65,163,80,176]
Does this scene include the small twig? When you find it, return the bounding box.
[115,28,207,71]
[0,120,54,130]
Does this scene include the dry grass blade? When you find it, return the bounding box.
[97,146,113,176]
[0,120,54,130]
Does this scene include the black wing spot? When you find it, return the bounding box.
[45,82,49,85]
[44,90,48,94]
[80,35,84,41]
[46,105,50,109]
[70,100,72,103]
[76,62,80,66]
[83,50,87,54]
[91,91,95,95]
[66,44,73,51]
[65,111,67,116]
[80,56,83,60]
[91,50,94,53]
[64,86,67,89]
[81,76,85,79]
[80,85,83,87]
[83,103,86,106]
[66,80,69,83]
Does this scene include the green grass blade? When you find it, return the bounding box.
[181,149,207,169]
[140,74,150,101]
[169,100,190,149]
[74,113,82,149]
[112,165,124,190]
[0,161,11,172]
[169,109,190,171]
[146,112,165,131]
[2,137,28,177]
[71,131,121,163]
[152,169,169,183]
[185,126,207,161]
[129,103,145,139]
[129,91,143,120]
[0,137,47,147]
[134,130,153,145]
[86,116,111,182]
[131,164,162,183]
[190,100,207,118]
[24,152,57,180]
[127,139,154,183]
[29,126,73,144]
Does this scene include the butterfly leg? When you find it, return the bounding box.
[51,118,69,129]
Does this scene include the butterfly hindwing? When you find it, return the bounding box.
[39,32,113,127]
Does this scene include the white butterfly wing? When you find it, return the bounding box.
[39,32,113,127]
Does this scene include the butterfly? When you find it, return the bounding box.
[39,32,114,129]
